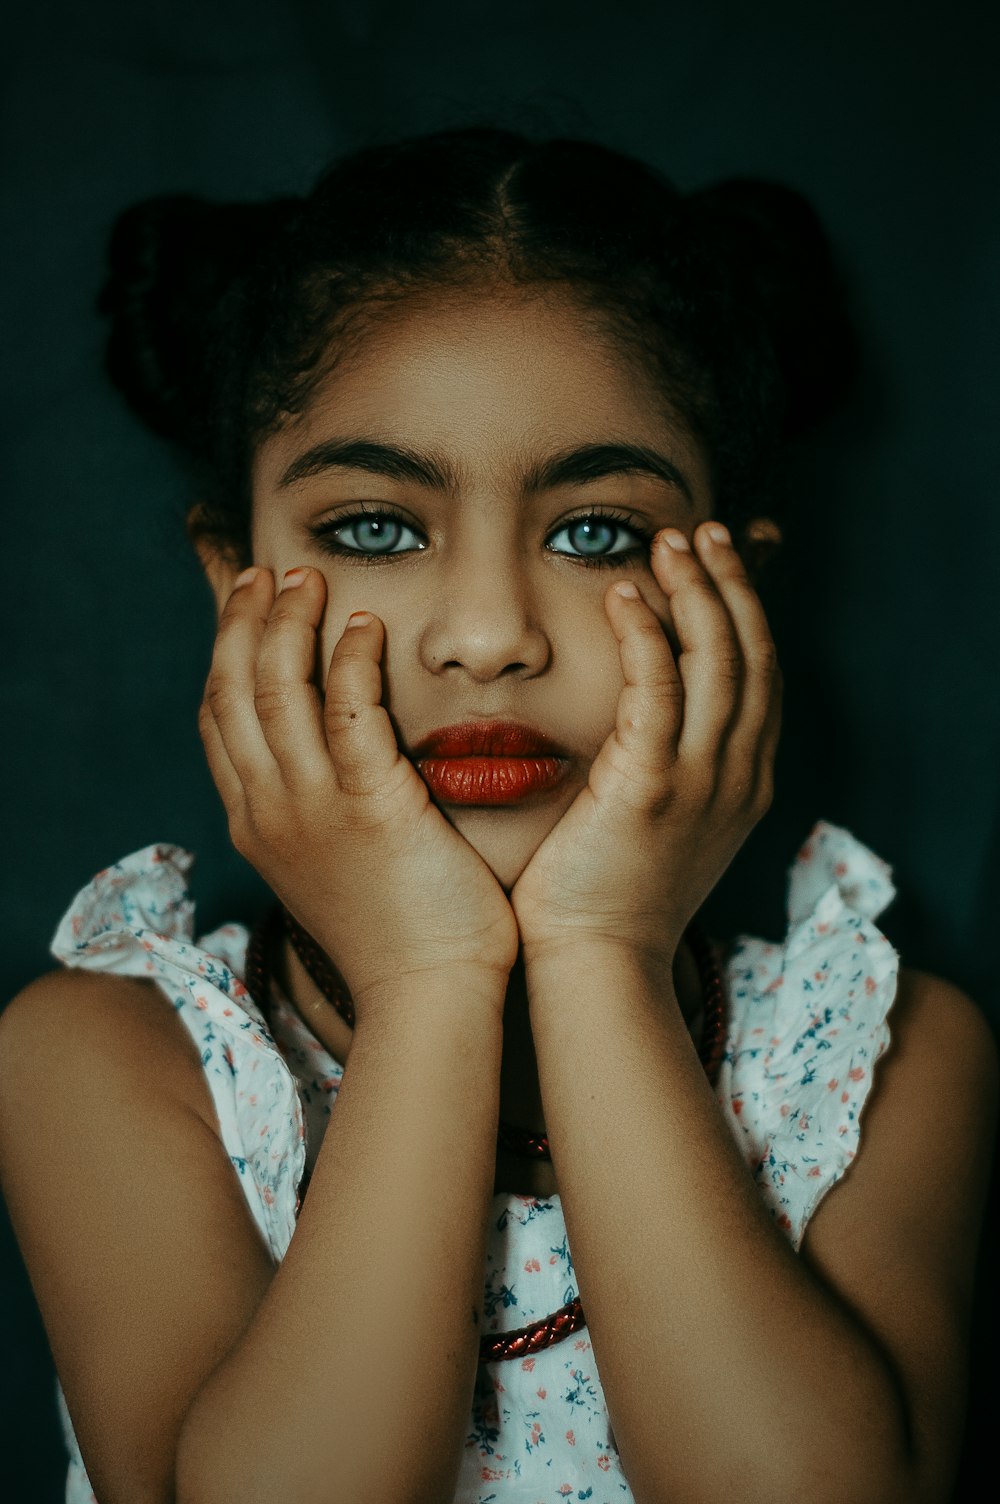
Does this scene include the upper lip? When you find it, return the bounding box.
[411,720,569,759]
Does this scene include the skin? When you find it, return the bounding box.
[248,285,715,895]
[198,285,756,1189]
[0,280,995,1504]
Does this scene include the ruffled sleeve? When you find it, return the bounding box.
[715,821,899,1251]
[49,844,305,1261]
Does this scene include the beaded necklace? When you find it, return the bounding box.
[245,903,727,1361]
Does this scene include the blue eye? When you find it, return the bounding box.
[309,505,652,568]
[546,512,651,567]
[311,508,426,561]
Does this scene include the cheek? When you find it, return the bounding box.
[315,586,383,680]
[314,595,417,707]
[567,618,631,742]
[570,589,677,747]
[308,581,667,752]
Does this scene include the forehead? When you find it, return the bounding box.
[253,286,711,500]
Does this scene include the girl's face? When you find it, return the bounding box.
[247,286,713,890]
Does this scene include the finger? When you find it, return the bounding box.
[599,581,684,791]
[323,612,408,798]
[197,691,245,815]
[692,522,780,756]
[254,567,337,784]
[650,528,743,764]
[204,568,281,784]
[755,662,783,807]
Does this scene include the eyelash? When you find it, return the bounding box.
[307,502,655,569]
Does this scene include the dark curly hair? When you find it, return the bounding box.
[99,125,857,563]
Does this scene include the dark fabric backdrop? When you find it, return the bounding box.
[2,2,997,1498]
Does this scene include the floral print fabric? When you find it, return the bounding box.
[49,820,899,1503]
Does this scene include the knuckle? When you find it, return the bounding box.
[242,789,284,842]
[639,662,681,695]
[254,682,293,724]
[337,775,382,809]
[633,659,677,691]
[693,768,721,805]
[266,604,306,635]
[729,760,774,820]
[633,612,666,640]
[643,782,683,819]
[750,638,779,676]
[225,806,255,857]
[681,577,720,606]
[217,593,253,632]
[713,649,743,687]
[205,675,240,720]
[631,770,679,818]
[217,593,243,625]
[675,764,716,808]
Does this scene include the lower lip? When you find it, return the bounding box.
[416,755,569,805]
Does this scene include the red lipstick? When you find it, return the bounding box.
[410,721,570,806]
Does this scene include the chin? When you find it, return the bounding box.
[442,803,558,892]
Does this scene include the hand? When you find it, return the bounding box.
[509,521,781,970]
[199,567,519,1018]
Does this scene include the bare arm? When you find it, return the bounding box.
[178,966,503,1504]
[0,965,505,1504]
[525,953,997,1504]
[503,521,996,1501]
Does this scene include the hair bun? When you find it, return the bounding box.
[99,193,298,464]
[683,178,858,437]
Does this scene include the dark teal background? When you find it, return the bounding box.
[2,1,997,1498]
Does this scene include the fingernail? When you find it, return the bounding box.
[281,568,307,589]
[704,522,731,545]
[614,581,640,599]
[233,567,259,588]
[660,529,690,552]
[346,610,374,628]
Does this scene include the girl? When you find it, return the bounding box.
[0,126,995,1504]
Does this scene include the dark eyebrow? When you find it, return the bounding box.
[278,437,693,504]
[528,442,693,504]
[279,438,457,492]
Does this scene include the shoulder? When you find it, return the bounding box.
[894,964,996,1043]
[885,967,998,1135]
[889,964,997,1194]
[798,961,998,1295]
[0,967,216,1131]
[803,966,998,1260]
[877,967,998,1223]
[798,967,997,1498]
[0,972,277,1503]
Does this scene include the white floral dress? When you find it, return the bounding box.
[49,820,899,1504]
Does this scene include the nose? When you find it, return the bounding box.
[418,533,551,683]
